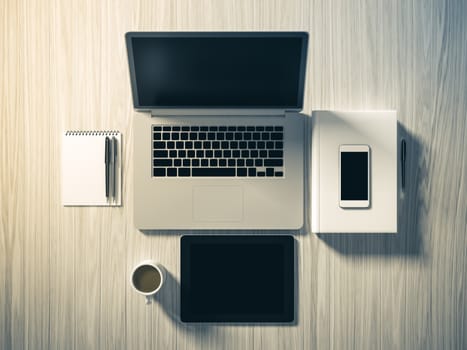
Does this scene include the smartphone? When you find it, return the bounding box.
[339,145,370,208]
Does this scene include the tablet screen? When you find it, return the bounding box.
[181,235,294,322]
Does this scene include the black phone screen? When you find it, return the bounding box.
[340,151,368,200]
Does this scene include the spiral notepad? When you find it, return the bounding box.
[62,131,122,206]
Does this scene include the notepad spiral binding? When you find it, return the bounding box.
[65,130,119,136]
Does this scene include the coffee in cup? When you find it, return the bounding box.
[131,260,165,303]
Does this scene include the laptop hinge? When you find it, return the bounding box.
[147,108,297,117]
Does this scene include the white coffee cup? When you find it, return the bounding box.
[130,260,166,304]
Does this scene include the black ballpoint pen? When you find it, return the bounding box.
[105,136,110,198]
[401,139,406,190]
[112,136,117,198]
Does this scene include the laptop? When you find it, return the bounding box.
[125,32,308,230]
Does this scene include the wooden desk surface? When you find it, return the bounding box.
[1,0,466,349]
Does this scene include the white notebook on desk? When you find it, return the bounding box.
[62,131,122,206]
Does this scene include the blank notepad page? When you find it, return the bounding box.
[61,131,121,206]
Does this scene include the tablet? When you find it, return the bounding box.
[181,235,294,323]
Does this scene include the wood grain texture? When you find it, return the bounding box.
[1,0,466,349]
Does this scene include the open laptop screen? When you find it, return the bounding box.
[126,32,308,109]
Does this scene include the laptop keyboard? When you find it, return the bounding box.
[152,125,284,177]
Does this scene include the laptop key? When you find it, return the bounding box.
[246,159,254,167]
[214,150,222,158]
[167,168,177,176]
[173,159,181,167]
[208,133,215,140]
[181,126,189,131]
[255,159,263,167]
[274,126,283,131]
[169,150,177,157]
[266,168,274,176]
[259,150,267,158]
[253,132,261,140]
[194,141,202,149]
[176,141,184,149]
[153,133,161,140]
[178,150,186,158]
[183,159,190,167]
[271,132,283,140]
[172,133,180,140]
[163,126,171,131]
[233,150,240,158]
[248,168,257,176]
[153,126,162,131]
[219,159,227,167]
[192,168,235,176]
[265,126,273,131]
[185,141,193,149]
[196,150,204,158]
[217,132,225,140]
[192,159,200,167]
[275,141,283,149]
[198,133,207,140]
[181,133,188,140]
[201,159,208,167]
[179,168,190,176]
[200,126,208,131]
[266,141,274,149]
[237,168,247,176]
[219,126,227,131]
[153,150,168,158]
[163,133,170,140]
[153,168,165,176]
[275,171,284,177]
[264,159,283,167]
[154,159,172,167]
[153,141,165,149]
[189,132,197,140]
[251,150,259,158]
[210,159,217,167]
[212,141,220,149]
[167,141,175,149]
[269,150,283,158]
[257,171,266,177]
[228,159,236,167]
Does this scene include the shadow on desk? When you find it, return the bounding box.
[318,122,427,257]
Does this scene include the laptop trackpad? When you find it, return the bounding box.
[193,186,244,222]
